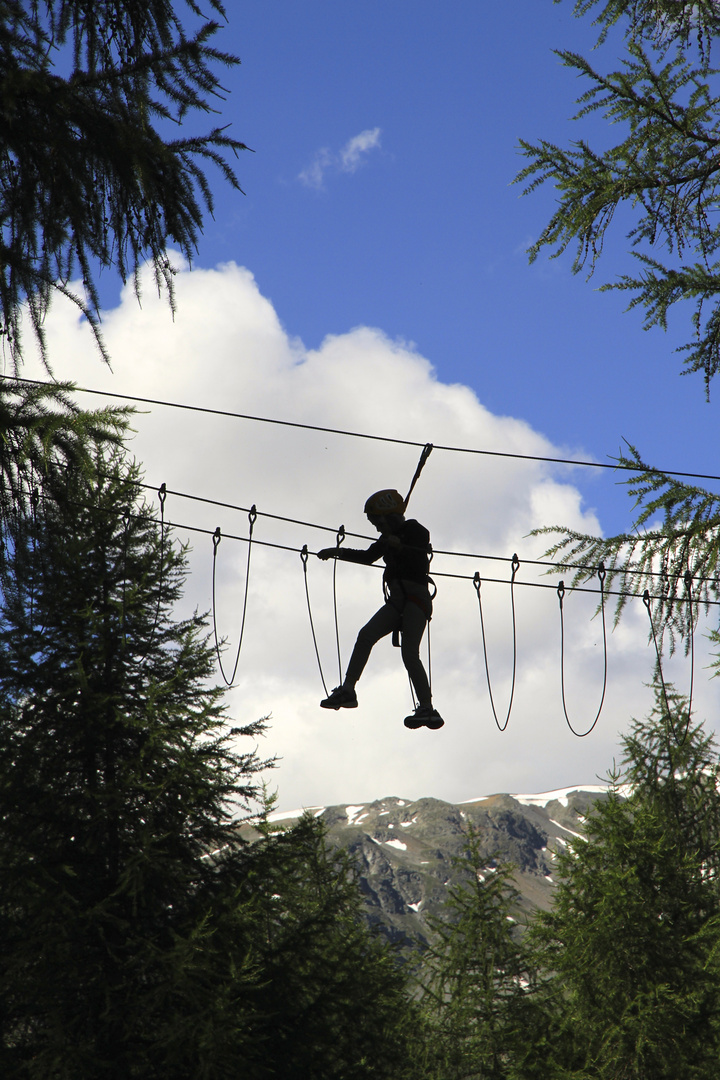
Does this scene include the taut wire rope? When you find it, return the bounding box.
[332,524,345,684]
[557,563,608,737]
[12,375,720,484]
[212,505,257,687]
[301,544,329,696]
[643,572,695,746]
[474,553,520,732]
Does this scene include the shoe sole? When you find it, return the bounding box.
[404,715,444,729]
[320,700,358,710]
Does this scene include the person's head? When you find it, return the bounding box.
[364,489,405,532]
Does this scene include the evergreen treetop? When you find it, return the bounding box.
[518,2,720,665]
[0,0,250,366]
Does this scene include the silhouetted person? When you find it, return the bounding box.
[317,488,443,729]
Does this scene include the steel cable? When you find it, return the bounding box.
[557,564,608,737]
[474,554,520,732]
[211,506,257,686]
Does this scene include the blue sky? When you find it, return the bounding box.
[182,0,720,535]
[23,2,720,809]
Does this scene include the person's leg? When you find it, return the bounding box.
[343,603,401,688]
[399,601,431,705]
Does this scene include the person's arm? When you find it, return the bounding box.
[317,539,384,564]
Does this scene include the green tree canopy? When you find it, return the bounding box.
[529,687,720,1079]
[517,1,720,668]
[0,446,272,1076]
[1,0,249,365]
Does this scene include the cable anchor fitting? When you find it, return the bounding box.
[336,524,345,548]
[158,482,167,507]
[213,526,222,553]
[249,504,257,528]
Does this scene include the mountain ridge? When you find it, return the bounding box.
[247,786,619,949]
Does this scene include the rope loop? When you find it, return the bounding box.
[301,544,329,695]
[333,526,345,682]
[474,554,520,732]
[643,578,695,746]
[557,568,608,738]
[136,480,167,669]
[211,508,256,687]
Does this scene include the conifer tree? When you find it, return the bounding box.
[418,829,537,1080]
[240,812,422,1080]
[529,686,720,1079]
[0,442,424,1078]
[0,446,271,1077]
[516,1,720,664]
[1,0,249,365]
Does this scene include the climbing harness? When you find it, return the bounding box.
[301,544,329,696]
[332,524,345,684]
[474,553,520,732]
[403,443,433,512]
[212,504,257,686]
[643,572,695,746]
[557,563,608,737]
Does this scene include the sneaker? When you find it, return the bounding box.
[320,686,358,710]
[404,704,444,730]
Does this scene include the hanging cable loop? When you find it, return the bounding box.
[557,562,608,737]
[332,525,345,683]
[302,544,329,696]
[137,482,167,669]
[211,505,256,687]
[643,574,695,746]
[473,553,519,732]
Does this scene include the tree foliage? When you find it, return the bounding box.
[417,830,538,1080]
[0,0,250,365]
[516,1,720,662]
[529,686,720,1079]
[516,7,720,393]
[0,442,420,1077]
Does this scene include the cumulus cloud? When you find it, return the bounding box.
[299,127,382,189]
[16,260,716,811]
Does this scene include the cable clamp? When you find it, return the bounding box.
[249,504,257,528]
[598,561,606,588]
[301,544,309,568]
[336,524,345,548]
[557,580,565,604]
[511,553,520,580]
[213,526,222,552]
[158,482,167,507]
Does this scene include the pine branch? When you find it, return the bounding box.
[532,443,720,656]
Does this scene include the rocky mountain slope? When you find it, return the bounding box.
[258,787,612,949]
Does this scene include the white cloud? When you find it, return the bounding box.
[17,260,719,812]
[339,127,382,172]
[299,127,382,189]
